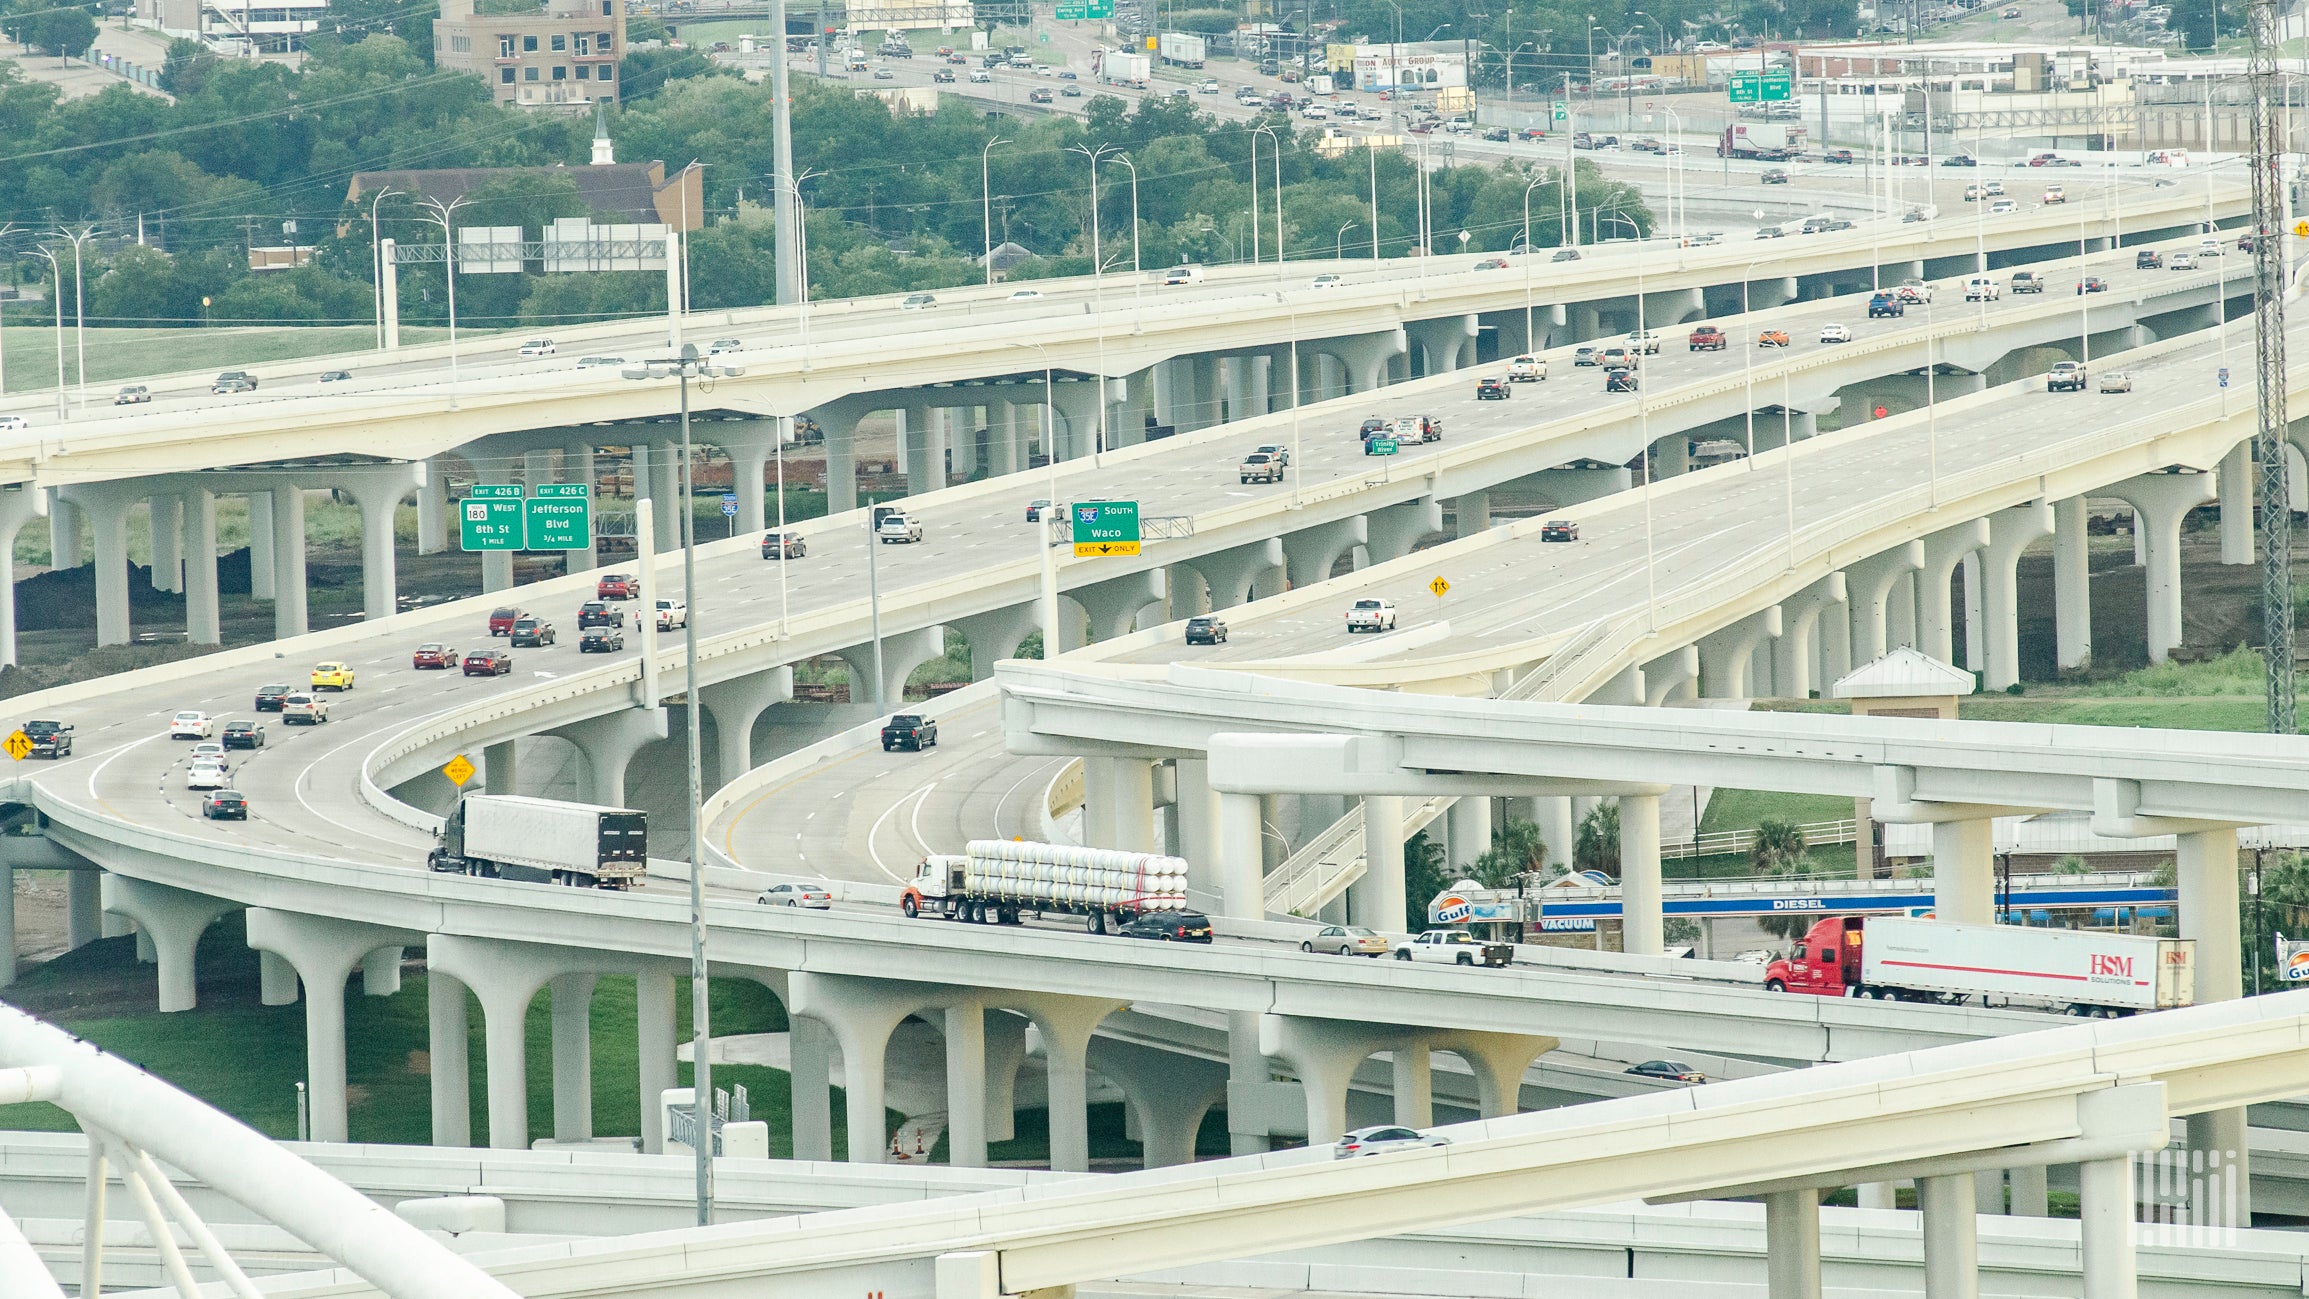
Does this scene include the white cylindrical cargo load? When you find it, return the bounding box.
[960,841,1194,912]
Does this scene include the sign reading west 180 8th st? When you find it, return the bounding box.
[460,485,524,551]
[1071,500,1140,557]
[1055,0,1113,17]
[524,483,592,551]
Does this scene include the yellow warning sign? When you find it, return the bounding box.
[2295,220,2309,238]
[2,731,30,761]
[442,754,477,787]
[1428,576,1451,599]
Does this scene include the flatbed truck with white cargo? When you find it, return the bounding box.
[428,794,649,889]
[901,840,1189,934]
[1764,915,2192,1016]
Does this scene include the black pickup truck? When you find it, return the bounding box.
[881,714,938,752]
[21,719,72,758]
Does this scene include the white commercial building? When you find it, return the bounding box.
[1351,42,1466,92]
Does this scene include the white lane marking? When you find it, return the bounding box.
[88,733,164,801]
[864,780,935,883]
[908,778,940,856]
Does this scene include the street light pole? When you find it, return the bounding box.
[416,195,470,394]
[54,225,96,412]
[367,187,396,351]
[981,136,1009,286]
[620,343,742,1228]
[23,248,63,422]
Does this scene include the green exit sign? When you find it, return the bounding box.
[1055,0,1112,16]
[1729,69,1792,103]
[525,484,592,551]
[1071,499,1139,557]
[461,493,523,551]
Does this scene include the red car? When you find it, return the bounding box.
[463,649,513,676]
[487,606,527,636]
[596,574,636,600]
[411,642,459,669]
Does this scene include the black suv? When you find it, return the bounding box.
[254,684,291,712]
[1185,616,1228,645]
[510,617,557,647]
[577,601,619,628]
[1117,910,1213,943]
[579,626,625,653]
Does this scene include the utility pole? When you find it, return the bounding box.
[2250,0,2295,734]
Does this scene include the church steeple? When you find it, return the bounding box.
[590,101,615,166]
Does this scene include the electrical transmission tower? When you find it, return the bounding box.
[2249,0,2295,734]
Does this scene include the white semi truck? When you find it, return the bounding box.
[901,840,1189,933]
[1765,916,2193,1016]
[428,795,649,889]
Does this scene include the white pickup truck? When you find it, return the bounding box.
[1345,599,1397,633]
[1239,451,1284,483]
[653,599,688,630]
[1392,930,1514,967]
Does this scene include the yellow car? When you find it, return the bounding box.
[310,662,356,691]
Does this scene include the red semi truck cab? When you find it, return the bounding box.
[1763,916,1865,995]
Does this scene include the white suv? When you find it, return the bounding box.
[280,693,329,725]
[877,513,925,544]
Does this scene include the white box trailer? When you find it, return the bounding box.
[1102,50,1152,86]
[429,794,649,889]
[1158,32,1206,68]
[901,840,1189,933]
[1860,917,2191,1013]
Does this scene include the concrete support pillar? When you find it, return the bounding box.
[1773,574,1847,701]
[348,474,413,623]
[1620,793,1663,956]
[1216,791,1265,921]
[553,708,670,807]
[1014,993,1122,1173]
[1259,1016,1377,1147]
[2009,1164,2049,1217]
[943,1003,987,1168]
[258,950,296,1004]
[2177,825,2250,1214]
[1845,541,1924,664]
[1072,568,1166,640]
[635,970,676,1154]
[727,435,772,535]
[1652,433,1690,478]
[66,869,98,951]
[75,491,133,647]
[1452,491,1490,540]
[1763,1189,1823,1299]
[243,908,413,1144]
[1172,758,1217,894]
[1087,1035,1226,1170]
[1352,795,1406,933]
[1963,552,1985,671]
[1643,645,1700,706]
[788,972,949,1165]
[1982,502,2054,690]
[100,876,232,1013]
[424,936,563,1150]
[1226,1010,1271,1156]
[362,945,402,996]
[1083,756,1159,853]
[1363,498,1443,565]
[2078,1157,2138,1299]
[417,461,449,556]
[1437,1030,1552,1117]
[2219,440,2254,565]
[1535,796,1574,869]
[182,489,219,645]
[550,973,598,1142]
[47,491,80,569]
[1919,1173,1980,1299]
[787,1015,833,1160]
[1932,818,1995,926]
[814,409,860,514]
[1328,328,1406,394]
[2111,472,2216,664]
[1916,519,1989,666]
[1390,1044,1433,1129]
[1445,795,1492,870]
[148,494,181,593]
[0,490,33,665]
[699,667,793,789]
[1698,607,1782,701]
[428,969,471,1147]
[1280,517,1366,588]
[0,864,12,990]
[951,602,1040,681]
[484,740,518,797]
[2054,496,2093,672]
[1183,538,1283,610]
[648,441,681,553]
[271,484,308,640]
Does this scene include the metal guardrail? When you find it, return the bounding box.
[663,1084,749,1156]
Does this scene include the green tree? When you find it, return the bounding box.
[1750,819,1806,875]
[1468,817,1549,888]
[1574,803,1620,878]
[160,38,218,94]
[23,5,97,58]
[1403,831,1453,924]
